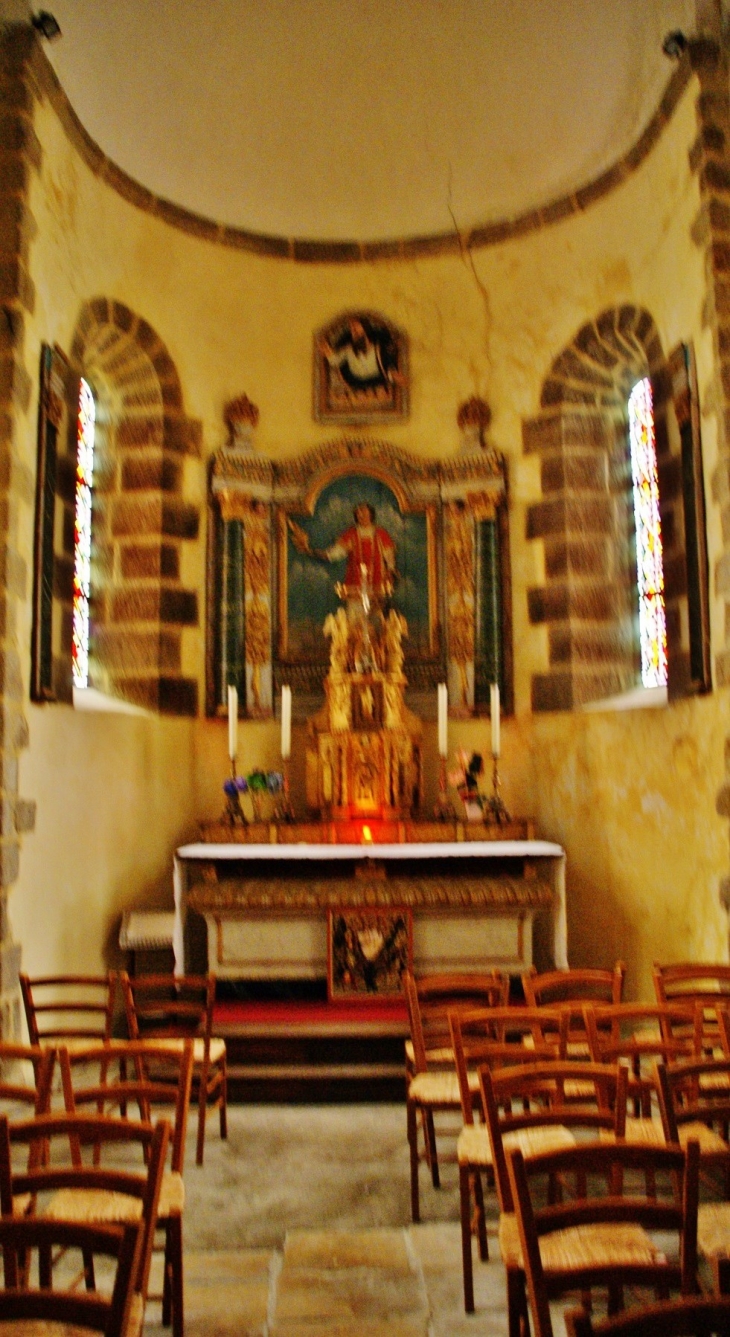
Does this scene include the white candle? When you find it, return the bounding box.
[437,683,448,757]
[490,682,500,758]
[227,684,238,762]
[281,685,292,761]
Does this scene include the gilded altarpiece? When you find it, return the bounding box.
[208,437,511,721]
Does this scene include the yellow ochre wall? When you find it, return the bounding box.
[10,67,728,999]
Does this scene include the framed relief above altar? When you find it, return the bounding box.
[314,312,408,425]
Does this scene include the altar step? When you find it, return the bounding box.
[214,1001,408,1103]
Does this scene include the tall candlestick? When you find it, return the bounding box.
[490,682,500,758]
[227,684,238,762]
[281,685,292,760]
[437,683,448,757]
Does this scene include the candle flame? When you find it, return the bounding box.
[362,825,373,844]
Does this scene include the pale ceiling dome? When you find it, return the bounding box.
[40,0,698,242]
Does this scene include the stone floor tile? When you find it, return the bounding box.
[271,1319,429,1337]
[284,1226,411,1271]
[184,1248,273,1280]
[184,1277,270,1323]
[274,1266,428,1322]
[407,1221,467,1270]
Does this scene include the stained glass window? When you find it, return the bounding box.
[72,377,95,689]
[628,377,667,689]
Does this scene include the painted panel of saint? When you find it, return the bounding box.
[283,474,431,661]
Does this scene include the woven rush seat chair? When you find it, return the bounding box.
[0,1111,169,1337]
[585,1002,697,1144]
[476,1060,629,1330]
[523,963,626,1058]
[0,1214,142,1337]
[565,1295,730,1337]
[507,1136,701,1337]
[20,973,117,1050]
[402,969,509,1222]
[58,1040,193,1337]
[120,970,226,1166]
[448,1003,570,1305]
[654,963,730,1060]
[657,1051,730,1293]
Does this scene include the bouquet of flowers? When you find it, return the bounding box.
[223,769,284,820]
[448,749,485,810]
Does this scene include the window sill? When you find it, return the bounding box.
[73,686,153,717]
[581,685,668,714]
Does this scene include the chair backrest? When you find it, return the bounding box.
[565,1296,730,1337]
[656,1055,730,1146]
[508,1137,700,1337]
[523,965,626,1009]
[120,971,215,1048]
[481,1060,629,1212]
[584,1003,697,1115]
[59,1039,194,1173]
[0,1214,141,1336]
[449,1006,569,1123]
[19,973,116,1046]
[403,970,509,1073]
[654,963,730,1054]
[0,1040,55,1116]
[0,1110,169,1305]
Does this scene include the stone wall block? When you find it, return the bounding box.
[121,453,181,493]
[158,677,198,716]
[119,543,179,581]
[161,500,199,540]
[111,496,163,538]
[531,672,574,712]
[95,627,180,672]
[544,537,612,579]
[163,414,202,455]
[716,646,730,686]
[549,623,634,667]
[159,588,197,625]
[14,797,34,833]
[116,417,164,449]
[0,837,19,889]
[540,452,608,494]
[110,587,161,623]
[526,496,566,540]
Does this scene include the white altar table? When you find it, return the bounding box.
[173,840,567,980]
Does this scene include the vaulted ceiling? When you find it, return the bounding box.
[42,0,697,242]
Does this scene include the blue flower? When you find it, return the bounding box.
[235,775,248,793]
[223,778,238,798]
[266,771,284,793]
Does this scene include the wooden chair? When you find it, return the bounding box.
[477,1060,628,1331]
[120,970,226,1166]
[402,969,509,1222]
[447,1003,568,1304]
[0,1110,168,1336]
[653,963,730,1056]
[507,1137,701,1337]
[0,1215,141,1337]
[566,1295,730,1337]
[585,1002,697,1141]
[59,1039,193,1337]
[523,963,626,1056]
[0,1039,55,1116]
[20,972,117,1048]
[657,1053,730,1293]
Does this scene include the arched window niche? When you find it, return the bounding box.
[523,306,710,713]
[31,301,202,714]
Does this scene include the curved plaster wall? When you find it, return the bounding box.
[10,51,729,998]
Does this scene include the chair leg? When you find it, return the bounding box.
[506,1265,528,1337]
[219,1058,228,1140]
[473,1169,489,1261]
[167,1219,183,1337]
[459,1162,475,1313]
[424,1110,440,1188]
[195,1071,208,1167]
[407,1099,420,1223]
